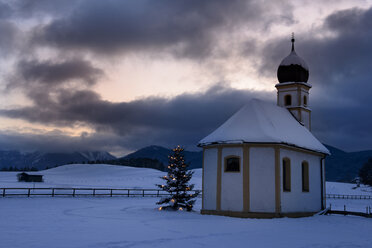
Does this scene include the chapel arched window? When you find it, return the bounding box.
[284,95,292,106]
[302,161,309,192]
[283,158,291,192]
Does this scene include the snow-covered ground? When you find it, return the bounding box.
[1,197,372,248]
[326,181,372,195]
[0,164,372,248]
[0,163,370,195]
[0,164,202,189]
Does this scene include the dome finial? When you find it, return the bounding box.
[277,32,309,83]
[291,32,295,52]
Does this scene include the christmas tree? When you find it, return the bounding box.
[156,145,199,211]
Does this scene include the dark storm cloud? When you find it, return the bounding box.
[0,1,13,19]
[0,84,273,151]
[6,59,104,93]
[258,6,372,151]
[13,0,78,18]
[34,0,294,57]
[0,0,21,57]
[3,59,105,124]
[0,21,19,56]
[3,1,372,153]
[0,129,123,153]
[260,7,372,85]
[11,59,103,87]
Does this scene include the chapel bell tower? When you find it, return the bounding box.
[276,34,312,130]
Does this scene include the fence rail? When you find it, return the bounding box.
[0,187,201,198]
[325,194,372,200]
[323,205,372,218]
[0,188,371,199]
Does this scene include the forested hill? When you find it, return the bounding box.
[324,145,372,182]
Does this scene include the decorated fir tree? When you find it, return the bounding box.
[156,145,199,211]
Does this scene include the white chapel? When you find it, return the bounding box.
[198,36,330,218]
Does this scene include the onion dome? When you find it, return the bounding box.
[277,34,309,83]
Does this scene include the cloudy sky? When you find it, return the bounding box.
[0,0,372,156]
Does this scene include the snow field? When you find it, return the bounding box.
[1,163,369,195]
[1,164,371,213]
[1,197,372,248]
[1,164,372,248]
[0,164,202,189]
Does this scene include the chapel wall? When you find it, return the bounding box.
[279,149,322,213]
[249,147,276,212]
[202,148,218,210]
[220,147,244,212]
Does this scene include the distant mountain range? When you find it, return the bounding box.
[122,145,202,170]
[0,144,371,182]
[324,145,372,182]
[0,151,115,170]
[121,145,372,182]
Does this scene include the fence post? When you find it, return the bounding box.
[93,189,96,197]
[2,188,5,197]
[73,189,76,197]
[157,190,159,197]
[127,189,130,197]
[28,188,31,197]
[142,189,145,197]
[110,189,113,197]
[52,188,55,197]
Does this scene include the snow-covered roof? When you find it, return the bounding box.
[280,50,309,70]
[198,99,330,155]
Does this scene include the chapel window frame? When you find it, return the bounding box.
[302,161,310,192]
[224,156,241,173]
[283,157,291,192]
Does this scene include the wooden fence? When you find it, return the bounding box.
[0,188,371,200]
[0,187,201,198]
[325,194,372,200]
[324,205,372,218]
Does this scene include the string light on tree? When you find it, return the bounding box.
[156,145,199,211]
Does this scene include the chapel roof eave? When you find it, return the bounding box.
[197,141,330,156]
